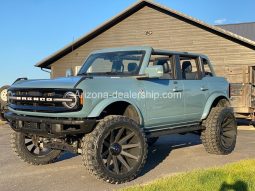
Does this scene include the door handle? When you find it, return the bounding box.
[173,88,183,92]
[201,87,209,91]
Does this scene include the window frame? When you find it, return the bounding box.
[78,50,146,76]
[149,52,178,80]
[175,54,203,80]
[200,57,214,78]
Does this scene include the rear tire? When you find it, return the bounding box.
[81,115,147,184]
[201,107,237,155]
[11,132,62,165]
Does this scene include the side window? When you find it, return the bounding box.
[202,58,213,77]
[149,54,175,79]
[179,56,201,80]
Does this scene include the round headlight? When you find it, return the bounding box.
[62,92,78,109]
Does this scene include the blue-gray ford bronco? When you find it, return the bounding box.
[5,46,237,184]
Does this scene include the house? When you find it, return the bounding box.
[218,22,255,42]
[35,0,255,118]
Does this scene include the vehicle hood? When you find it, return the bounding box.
[11,76,84,89]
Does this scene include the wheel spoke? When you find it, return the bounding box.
[117,155,131,171]
[223,126,234,132]
[221,135,232,147]
[30,145,36,153]
[121,150,138,160]
[222,119,234,128]
[118,132,135,144]
[115,128,125,142]
[102,150,109,158]
[122,143,140,150]
[25,141,33,147]
[223,131,235,138]
[103,141,110,148]
[110,130,114,144]
[112,156,119,174]
[106,154,112,167]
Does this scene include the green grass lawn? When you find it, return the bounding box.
[122,159,255,191]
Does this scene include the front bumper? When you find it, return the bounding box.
[5,112,97,137]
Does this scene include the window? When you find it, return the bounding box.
[179,56,201,80]
[78,51,145,76]
[149,54,175,79]
[202,58,213,77]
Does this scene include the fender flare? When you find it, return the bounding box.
[201,93,229,120]
[87,98,144,125]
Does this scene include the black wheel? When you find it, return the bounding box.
[147,137,159,147]
[81,115,147,184]
[201,107,237,155]
[11,132,62,165]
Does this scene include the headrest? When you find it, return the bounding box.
[182,61,192,73]
[128,63,138,73]
[155,59,170,73]
[112,61,124,72]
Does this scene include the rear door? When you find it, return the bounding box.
[177,55,208,122]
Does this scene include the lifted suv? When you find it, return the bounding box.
[5,46,237,184]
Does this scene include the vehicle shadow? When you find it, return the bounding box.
[55,133,202,169]
[236,118,253,127]
[219,180,248,191]
[140,133,201,176]
[57,152,77,162]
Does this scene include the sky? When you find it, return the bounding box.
[1,0,255,86]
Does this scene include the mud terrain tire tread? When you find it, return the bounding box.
[201,107,237,155]
[81,115,147,184]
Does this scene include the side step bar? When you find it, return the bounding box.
[144,123,203,138]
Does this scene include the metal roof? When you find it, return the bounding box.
[218,22,255,42]
[36,0,255,69]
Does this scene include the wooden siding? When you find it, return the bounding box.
[51,6,255,83]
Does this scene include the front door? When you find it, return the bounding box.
[143,54,184,129]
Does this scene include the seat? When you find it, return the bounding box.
[111,61,124,73]
[182,61,197,80]
[154,59,172,79]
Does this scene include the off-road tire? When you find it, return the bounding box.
[201,107,237,155]
[147,137,159,147]
[0,112,5,121]
[11,132,62,165]
[81,115,147,184]
[0,85,9,105]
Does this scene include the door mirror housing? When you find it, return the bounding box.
[65,69,73,77]
[144,65,164,78]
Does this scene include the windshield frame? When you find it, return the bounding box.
[78,50,146,76]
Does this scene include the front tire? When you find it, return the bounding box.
[11,132,62,165]
[81,115,147,184]
[201,107,237,155]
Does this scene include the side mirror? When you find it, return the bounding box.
[144,65,164,78]
[65,69,73,77]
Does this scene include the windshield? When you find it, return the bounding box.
[78,51,145,76]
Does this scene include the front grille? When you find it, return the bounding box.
[8,88,82,113]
